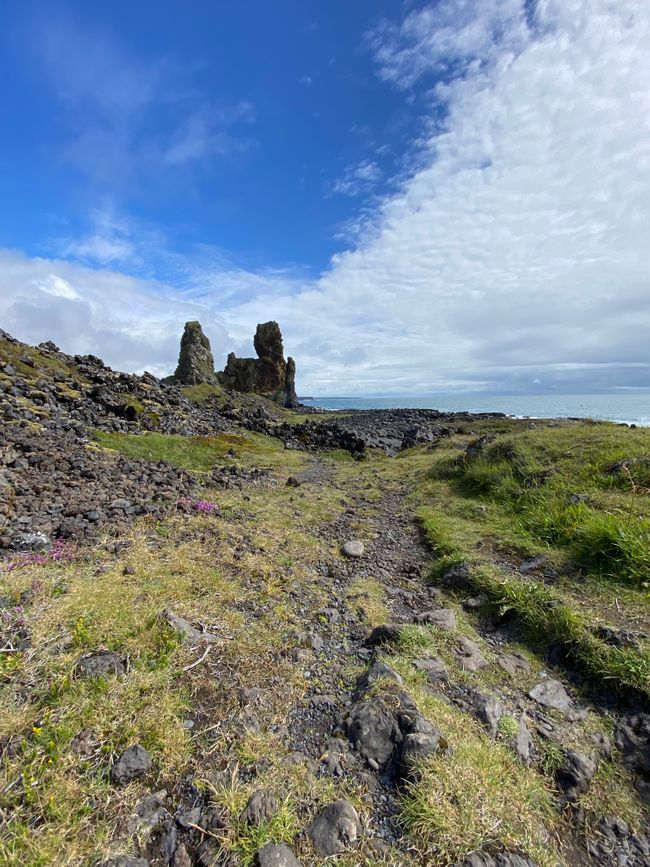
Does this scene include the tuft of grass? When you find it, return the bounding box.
[399,705,556,867]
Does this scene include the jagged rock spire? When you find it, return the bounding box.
[173,321,218,385]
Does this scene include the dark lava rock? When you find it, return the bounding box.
[240,789,279,826]
[255,842,302,867]
[221,321,297,408]
[171,320,219,385]
[365,624,402,648]
[470,691,502,738]
[75,650,126,679]
[346,694,403,769]
[458,853,537,867]
[497,652,530,677]
[615,713,650,801]
[556,750,597,803]
[354,660,403,696]
[412,656,449,683]
[111,745,152,786]
[307,800,361,857]
[456,636,488,671]
[528,679,572,712]
[99,858,150,867]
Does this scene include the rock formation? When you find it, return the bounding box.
[171,321,218,385]
[220,321,298,408]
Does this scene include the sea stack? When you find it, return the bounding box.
[172,321,218,385]
[220,321,298,407]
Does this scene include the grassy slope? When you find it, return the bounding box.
[2,420,649,864]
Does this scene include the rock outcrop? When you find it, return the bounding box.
[171,321,218,385]
[220,321,298,408]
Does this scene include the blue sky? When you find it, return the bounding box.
[1,1,649,395]
[0,1,422,274]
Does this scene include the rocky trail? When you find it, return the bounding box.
[270,460,650,867]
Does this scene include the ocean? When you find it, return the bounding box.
[302,393,650,427]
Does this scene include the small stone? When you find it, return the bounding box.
[355,660,403,695]
[240,789,279,826]
[98,858,150,867]
[529,679,572,712]
[412,657,448,683]
[456,636,488,671]
[286,476,301,488]
[111,745,152,786]
[415,608,457,629]
[365,624,401,648]
[498,652,530,677]
[556,750,597,803]
[161,609,218,644]
[308,800,361,856]
[342,540,364,558]
[516,716,533,765]
[470,691,502,737]
[255,842,302,867]
[75,650,126,679]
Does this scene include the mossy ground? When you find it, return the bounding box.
[1,418,649,865]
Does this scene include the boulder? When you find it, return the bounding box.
[308,800,361,856]
[171,321,218,385]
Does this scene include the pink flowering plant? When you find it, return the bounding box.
[4,539,76,573]
[179,496,219,514]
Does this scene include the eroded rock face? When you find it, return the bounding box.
[220,321,298,407]
[172,321,218,385]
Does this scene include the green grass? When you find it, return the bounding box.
[418,508,650,698]
[435,423,650,588]
[91,430,309,474]
[180,383,225,404]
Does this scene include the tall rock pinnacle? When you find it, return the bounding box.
[172,321,218,385]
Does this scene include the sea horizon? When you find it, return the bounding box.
[303,391,650,426]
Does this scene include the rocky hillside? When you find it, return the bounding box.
[0,330,649,867]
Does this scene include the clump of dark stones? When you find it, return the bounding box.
[0,421,195,554]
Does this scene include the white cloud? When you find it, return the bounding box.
[4,0,650,397]
[333,160,382,196]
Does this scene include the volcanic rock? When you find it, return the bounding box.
[171,321,218,385]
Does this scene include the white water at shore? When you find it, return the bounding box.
[303,393,650,426]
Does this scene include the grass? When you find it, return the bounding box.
[436,423,650,589]
[92,429,310,474]
[0,338,84,384]
[418,507,650,698]
[0,444,358,864]
[180,383,225,404]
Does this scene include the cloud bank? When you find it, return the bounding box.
[3,0,650,395]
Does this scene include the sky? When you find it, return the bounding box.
[0,0,649,396]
